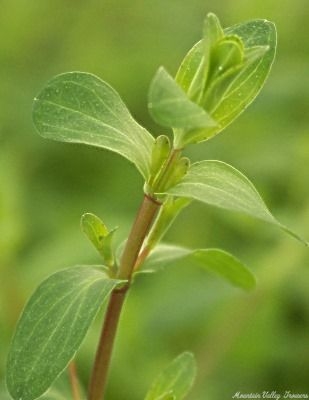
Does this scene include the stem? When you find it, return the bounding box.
[88,194,161,400]
[134,244,152,271]
[69,362,81,400]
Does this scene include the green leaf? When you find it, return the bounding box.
[176,17,276,145]
[81,212,117,268]
[7,266,122,400]
[33,72,154,179]
[143,244,256,290]
[145,352,196,400]
[144,197,191,251]
[166,161,307,245]
[40,390,67,400]
[148,67,217,135]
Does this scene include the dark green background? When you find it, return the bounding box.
[1,1,308,399]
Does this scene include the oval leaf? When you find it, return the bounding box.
[7,266,122,400]
[33,72,154,179]
[142,244,256,290]
[148,67,217,139]
[165,161,307,245]
[145,352,196,400]
[167,160,275,222]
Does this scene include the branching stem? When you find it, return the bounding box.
[88,194,161,400]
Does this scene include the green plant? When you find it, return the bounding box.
[6,12,307,400]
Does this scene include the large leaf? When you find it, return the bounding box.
[33,72,154,179]
[7,266,122,400]
[145,352,196,400]
[142,244,256,290]
[176,18,276,145]
[166,160,307,245]
[148,67,217,133]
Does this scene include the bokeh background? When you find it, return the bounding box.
[1,1,308,399]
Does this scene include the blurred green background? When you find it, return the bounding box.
[1,1,308,399]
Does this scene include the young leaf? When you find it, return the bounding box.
[148,67,217,133]
[33,72,154,179]
[142,244,256,290]
[175,17,276,145]
[145,352,196,400]
[81,212,117,268]
[6,266,122,400]
[165,160,307,245]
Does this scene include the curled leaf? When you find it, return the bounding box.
[81,212,117,269]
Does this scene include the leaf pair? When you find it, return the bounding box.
[149,13,277,148]
[6,267,123,400]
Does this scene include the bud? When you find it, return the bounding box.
[172,13,275,146]
[147,135,171,191]
[163,157,190,191]
[150,135,171,177]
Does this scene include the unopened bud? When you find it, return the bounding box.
[164,157,190,190]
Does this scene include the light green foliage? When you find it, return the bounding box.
[148,67,217,134]
[173,14,276,147]
[144,197,190,251]
[143,244,256,290]
[149,135,171,178]
[145,352,196,400]
[81,212,117,269]
[166,161,307,245]
[5,9,307,400]
[166,160,276,221]
[33,72,154,179]
[147,135,171,191]
[6,267,122,400]
[38,390,67,400]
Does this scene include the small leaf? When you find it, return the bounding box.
[143,244,256,290]
[33,72,154,179]
[7,266,122,400]
[148,67,217,138]
[165,160,307,245]
[145,352,196,400]
[81,212,117,267]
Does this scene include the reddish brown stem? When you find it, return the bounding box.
[88,194,161,400]
[87,286,128,400]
